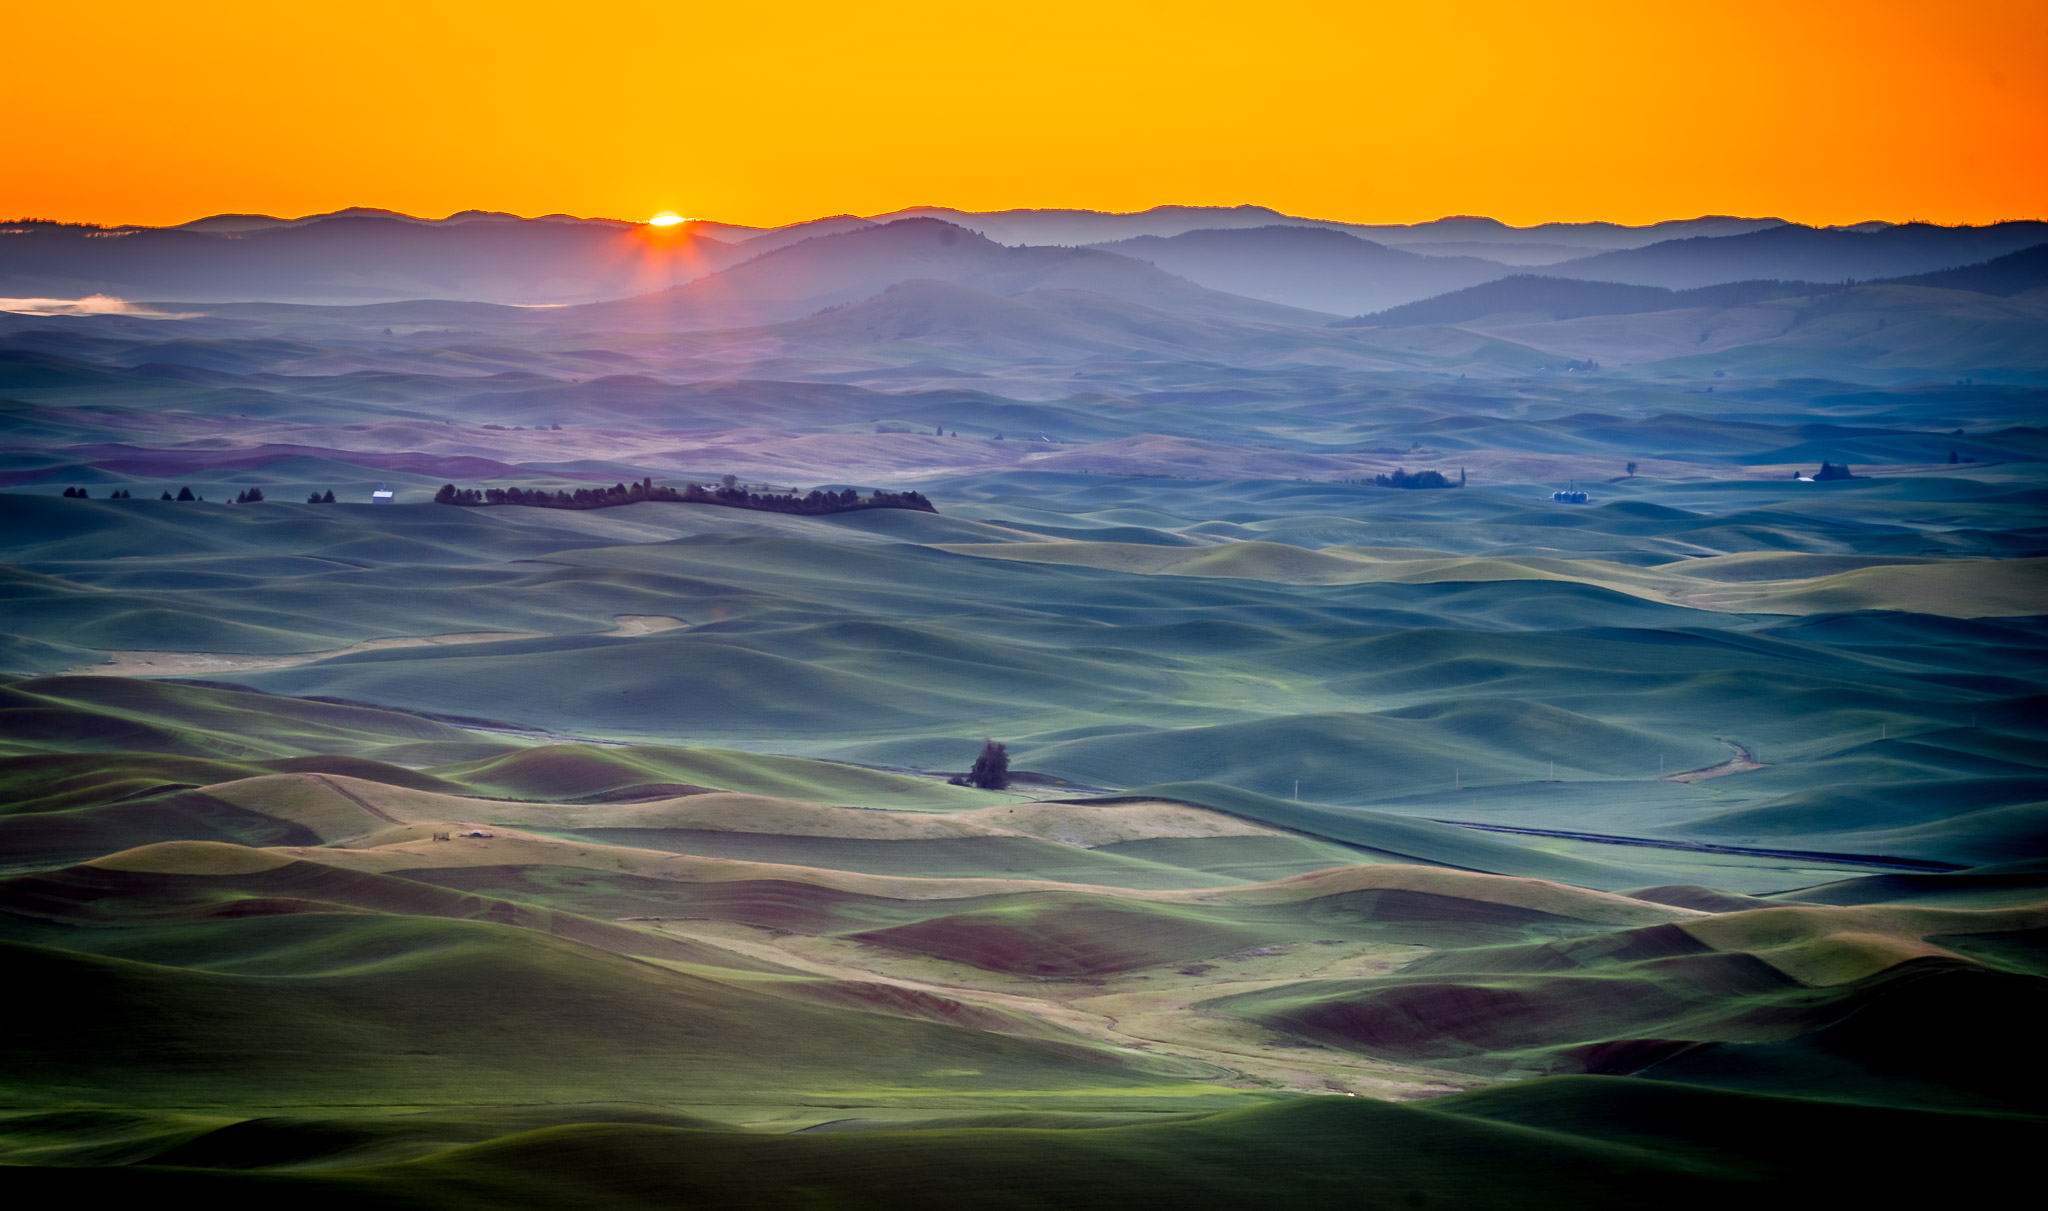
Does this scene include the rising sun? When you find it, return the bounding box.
[646,211,688,227]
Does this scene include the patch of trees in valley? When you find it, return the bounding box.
[1338,468,1463,490]
[434,476,936,515]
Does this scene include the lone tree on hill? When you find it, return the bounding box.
[968,739,1010,790]
[175,486,196,501]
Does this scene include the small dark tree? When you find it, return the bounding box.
[1626,461,1638,477]
[161,490,174,500]
[1949,450,1959,464]
[968,739,1010,790]
[322,489,336,503]
[176,486,196,501]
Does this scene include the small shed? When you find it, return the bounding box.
[371,483,395,503]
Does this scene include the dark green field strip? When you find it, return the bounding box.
[1200,948,2040,1088]
[1071,784,1665,889]
[1782,858,2048,908]
[1090,834,1385,880]
[0,857,792,971]
[0,677,489,760]
[1639,962,2048,1114]
[0,792,323,874]
[535,829,1239,889]
[1434,820,1968,873]
[0,915,1203,1110]
[2,1080,2041,1209]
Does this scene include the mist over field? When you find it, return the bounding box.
[3,202,2046,1208]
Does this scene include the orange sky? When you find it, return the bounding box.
[10,0,2045,230]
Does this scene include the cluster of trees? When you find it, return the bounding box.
[434,477,936,516]
[948,739,1010,790]
[64,485,324,501]
[1811,462,1856,481]
[1373,468,1459,490]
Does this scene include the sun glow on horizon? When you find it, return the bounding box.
[646,212,689,227]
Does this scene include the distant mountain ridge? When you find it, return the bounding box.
[565,218,1339,330]
[1335,276,1827,328]
[170,208,639,233]
[1886,243,2048,296]
[1336,241,2048,329]
[1086,226,1510,315]
[5,203,2042,313]
[0,217,747,304]
[1544,222,2048,290]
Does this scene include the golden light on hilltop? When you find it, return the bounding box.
[647,212,688,227]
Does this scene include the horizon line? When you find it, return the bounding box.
[12,204,2048,235]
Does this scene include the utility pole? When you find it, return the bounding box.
[1294,777,1300,802]
[1659,752,1665,777]
[1549,759,1554,782]
[1454,766,1460,792]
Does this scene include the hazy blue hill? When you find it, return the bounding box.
[1337,276,1818,327]
[722,279,1202,361]
[890,206,1785,255]
[0,216,744,304]
[1345,214,1789,252]
[1547,221,2048,290]
[1088,226,1510,314]
[1885,242,2048,296]
[879,203,1319,246]
[567,218,1335,331]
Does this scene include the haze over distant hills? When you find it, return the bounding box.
[1543,222,2048,290]
[10,202,2041,313]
